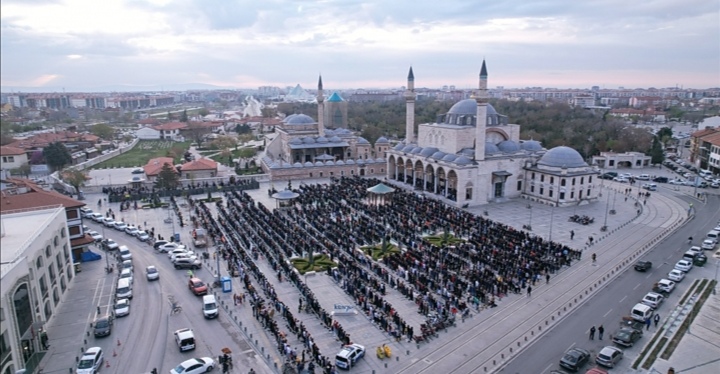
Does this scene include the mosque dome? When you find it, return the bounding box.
[357,137,370,145]
[316,136,329,144]
[335,160,345,166]
[345,159,355,165]
[293,162,303,168]
[485,142,500,155]
[286,114,316,125]
[290,138,302,145]
[365,158,375,164]
[394,143,405,151]
[375,157,385,163]
[356,159,365,164]
[330,136,342,143]
[325,160,335,166]
[402,145,415,153]
[442,99,503,126]
[497,140,521,153]
[538,146,587,168]
[442,154,458,162]
[304,161,314,167]
[324,129,336,136]
[376,136,389,144]
[314,161,324,166]
[448,99,498,116]
[411,147,423,154]
[303,137,316,144]
[455,156,472,165]
[521,140,543,152]
[420,147,439,157]
[431,151,447,159]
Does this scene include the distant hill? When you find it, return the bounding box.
[1,82,244,93]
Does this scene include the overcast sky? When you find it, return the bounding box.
[1,0,719,92]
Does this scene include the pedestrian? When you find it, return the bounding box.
[598,325,604,340]
[645,318,651,330]
[589,326,596,340]
[570,230,575,240]
[654,314,660,327]
[527,286,532,297]
[546,273,550,284]
[591,253,597,263]
[233,293,238,305]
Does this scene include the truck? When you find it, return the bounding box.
[192,228,208,248]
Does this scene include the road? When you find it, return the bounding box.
[84,220,269,373]
[499,195,720,374]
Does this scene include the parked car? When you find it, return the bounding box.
[612,326,643,347]
[80,207,94,218]
[613,177,629,183]
[119,246,132,261]
[137,231,150,241]
[701,239,716,250]
[652,176,669,183]
[88,230,103,242]
[174,258,202,270]
[146,265,159,281]
[188,278,208,296]
[335,344,366,370]
[636,174,650,180]
[654,279,675,294]
[93,315,113,337]
[674,259,693,272]
[76,347,104,374]
[103,218,116,227]
[119,268,133,284]
[169,357,215,374]
[669,179,685,185]
[90,213,105,222]
[114,222,128,231]
[125,225,139,236]
[642,183,657,191]
[102,239,119,250]
[634,260,652,272]
[131,168,144,174]
[153,240,170,250]
[667,269,685,282]
[595,346,623,368]
[114,298,130,317]
[641,292,664,309]
[159,243,181,253]
[168,248,190,259]
[559,347,590,371]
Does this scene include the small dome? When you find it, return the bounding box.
[269,162,281,169]
[286,114,316,125]
[442,154,458,162]
[357,137,370,145]
[314,161,324,166]
[293,162,303,168]
[538,146,587,168]
[345,159,355,165]
[357,159,365,164]
[365,158,375,164]
[431,151,447,159]
[485,142,500,155]
[497,140,521,153]
[324,129,335,136]
[335,160,345,166]
[376,136,389,144]
[336,128,352,135]
[455,156,472,165]
[410,147,423,154]
[303,137,316,144]
[316,136,329,144]
[420,147,439,157]
[304,161,314,167]
[329,136,342,143]
[290,138,302,144]
[460,148,475,156]
[325,160,335,166]
[521,140,543,152]
[394,143,405,150]
[376,157,385,163]
[402,145,415,153]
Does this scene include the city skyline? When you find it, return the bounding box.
[1,0,719,92]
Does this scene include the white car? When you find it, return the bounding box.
[687,246,703,256]
[595,346,623,368]
[641,292,664,309]
[674,259,693,272]
[137,231,150,241]
[159,243,180,253]
[88,231,103,242]
[103,218,116,227]
[119,268,133,284]
[613,177,629,183]
[701,240,715,250]
[168,248,189,258]
[90,213,105,222]
[669,179,685,185]
[114,222,128,231]
[636,174,650,180]
[170,357,216,374]
[172,253,198,264]
[656,279,675,293]
[77,347,104,374]
[125,225,139,236]
[146,265,159,281]
[81,208,95,218]
[114,298,130,317]
[668,269,685,282]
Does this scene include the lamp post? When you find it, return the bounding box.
[603,188,611,230]
[527,204,532,231]
[549,204,555,242]
[610,189,617,215]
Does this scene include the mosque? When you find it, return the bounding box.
[387,61,599,207]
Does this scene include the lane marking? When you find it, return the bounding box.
[566,342,576,351]
[619,296,627,303]
[633,283,641,290]
[542,363,553,374]
[603,308,613,318]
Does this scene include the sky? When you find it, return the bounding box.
[1,0,719,92]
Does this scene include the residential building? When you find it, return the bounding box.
[180,158,218,180]
[0,146,28,171]
[689,127,720,165]
[0,205,75,374]
[591,152,652,169]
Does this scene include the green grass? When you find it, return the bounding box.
[291,254,337,274]
[361,243,401,261]
[91,140,191,169]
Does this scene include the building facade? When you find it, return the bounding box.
[1,206,75,374]
[386,62,599,207]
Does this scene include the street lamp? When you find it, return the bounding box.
[602,189,611,231]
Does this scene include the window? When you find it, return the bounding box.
[66,210,78,220]
[380,169,384,173]
[550,177,554,184]
[36,256,44,269]
[560,192,565,200]
[549,190,553,198]
[530,185,535,193]
[39,275,48,297]
[53,236,59,246]
[53,288,60,305]
[60,276,67,292]
[60,227,66,238]
[48,264,56,283]
[539,188,544,195]
[541,175,545,182]
[517,181,522,191]
[466,187,473,200]
[572,178,576,186]
[570,192,575,199]
[579,190,583,199]
[589,176,593,183]
[561,179,566,186]
[68,226,81,236]
[319,172,323,177]
[46,245,52,257]
[587,189,591,196]
[63,244,69,263]
[531,172,535,180]
[351,170,354,175]
[56,254,63,273]
[580,177,584,184]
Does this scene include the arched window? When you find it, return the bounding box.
[13,284,32,335]
[53,288,60,305]
[36,256,44,269]
[45,245,52,258]
[44,300,53,320]
[53,236,59,246]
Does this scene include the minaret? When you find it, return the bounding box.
[404,67,416,143]
[474,60,488,161]
[317,75,325,136]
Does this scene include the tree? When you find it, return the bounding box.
[198,108,210,117]
[657,127,673,146]
[210,135,237,151]
[154,163,180,190]
[90,123,115,140]
[235,124,252,134]
[43,142,73,171]
[10,162,32,177]
[185,122,210,146]
[649,136,664,165]
[261,106,277,118]
[180,109,188,122]
[62,168,88,195]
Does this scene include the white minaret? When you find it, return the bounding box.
[404,67,416,143]
[317,75,325,136]
[474,60,488,161]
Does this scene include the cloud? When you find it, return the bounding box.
[1,0,718,90]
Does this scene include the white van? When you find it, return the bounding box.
[116,278,133,299]
[631,303,653,322]
[202,295,218,319]
[706,230,719,243]
[174,328,195,351]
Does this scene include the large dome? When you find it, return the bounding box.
[497,140,521,153]
[538,146,587,168]
[448,99,498,116]
[521,140,543,152]
[286,114,316,125]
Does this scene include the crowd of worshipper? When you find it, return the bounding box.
[193,198,343,374]
[103,178,258,202]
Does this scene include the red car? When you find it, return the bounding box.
[188,278,208,296]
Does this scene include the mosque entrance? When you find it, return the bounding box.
[494,182,504,198]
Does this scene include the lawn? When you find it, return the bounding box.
[210,147,257,165]
[91,140,191,169]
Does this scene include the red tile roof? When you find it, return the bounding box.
[7,131,99,150]
[138,118,160,125]
[699,132,720,146]
[691,128,719,139]
[0,146,26,156]
[153,122,188,131]
[0,179,85,212]
[180,158,218,171]
[143,157,176,176]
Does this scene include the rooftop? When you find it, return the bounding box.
[1,206,64,277]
